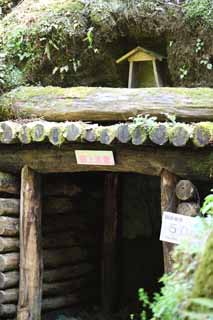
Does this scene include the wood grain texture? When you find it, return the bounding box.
[102,173,118,313]
[17,166,42,320]
[1,87,213,122]
[0,144,211,180]
[161,169,178,273]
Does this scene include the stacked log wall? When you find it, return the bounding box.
[41,173,103,315]
[0,172,20,319]
[0,172,104,318]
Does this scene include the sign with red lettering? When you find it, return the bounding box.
[75,150,115,166]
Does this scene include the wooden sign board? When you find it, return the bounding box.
[75,150,115,166]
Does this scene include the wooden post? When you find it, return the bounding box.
[102,173,119,314]
[17,166,43,320]
[161,169,178,273]
[128,61,134,88]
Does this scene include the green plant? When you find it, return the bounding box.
[179,65,188,80]
[184,298,213,319]
[201,189,213,215]
[183,0,213,28]
[195,38,204,53]
[200,57,213,70]
[129,114,157,130]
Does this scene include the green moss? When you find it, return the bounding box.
[168,123,191,146]
[193,122,213,147]
[192,232,213,298]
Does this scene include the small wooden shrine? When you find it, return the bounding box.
[116,47,164,88]
[0,86,212,319]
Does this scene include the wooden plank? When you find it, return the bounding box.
[17,166,42,320]
[102,173,119,313]
[0,144,211,180]
[1,87,213,122]
[161,169,178,273]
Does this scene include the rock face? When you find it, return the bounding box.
[0,0,213,90]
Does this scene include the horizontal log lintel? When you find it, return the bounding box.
[0,144,211,180]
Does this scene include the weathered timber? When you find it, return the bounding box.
[0,122,21,144]
[116,124,131,143]
[42,215,88,234]
[43,232,95,249]
[44,247,90,268]
[0,263,94,288]
[0,144,212,180]
[63,122,84,142]
[131,125,147,145]
[99,125,117,145]
[0,237,19,252]
[0,253,19,271]
[169,124,191,147]
[31,121,47,142]
[0,199,20,216]
[149,124,168,145]
[42,294,78,311]
[193,122,213,147]
[0,275,94,303]
[1,87,213,122]
[17,166,43,320]
[43,276,93,297]
[43,197,74,214]
[0,271,19,288]
[175,180,196,201]
[177,202,200,217]
[43,174,81,197]
[102,173,118,313]
[0,217,19,236]
[0,288,18,303]
[83,125,98,142]
[161,169,178,273]
[48,123,65,146]
[0,172,19,195]
[18,124,32,144]
[0,249,92,282]
[43,263,93,283]
[0,303,16,317]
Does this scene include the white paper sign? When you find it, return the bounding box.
[160,211,197,245]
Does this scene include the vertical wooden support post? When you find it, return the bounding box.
[161,169,178,273]
[128,61,134,88]
[17,166,43,320]
[102,173,118,314]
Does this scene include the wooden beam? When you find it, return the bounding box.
[161,169,178,273]
[1,86,213,122]
[0,144,211,180]
[102,173,119,314]
[17,166,43,320]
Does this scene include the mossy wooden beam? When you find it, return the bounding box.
[1,87,213,122]
[0,144,211,179]
[0,120,213,147]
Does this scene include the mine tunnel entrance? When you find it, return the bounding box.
[42,172,164,320]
